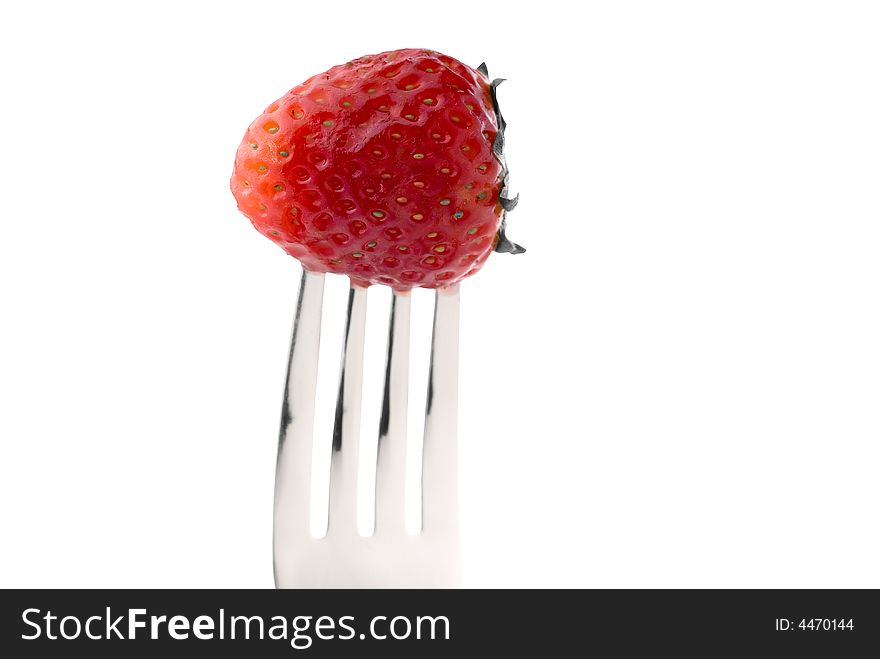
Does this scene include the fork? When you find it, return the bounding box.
[272,270,461,588]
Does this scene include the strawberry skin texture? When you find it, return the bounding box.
[230,48,504,289]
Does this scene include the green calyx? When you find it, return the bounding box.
[477,61,524,255]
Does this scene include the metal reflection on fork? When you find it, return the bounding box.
[273,270,460,588]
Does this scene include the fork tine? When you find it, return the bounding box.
[326,282,368,535]
[421,284,460,538]
[274,270,325,581]
[374,291,411,534]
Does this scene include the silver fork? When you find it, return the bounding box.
[273,270,461,588]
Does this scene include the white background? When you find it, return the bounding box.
[1,1,879,588]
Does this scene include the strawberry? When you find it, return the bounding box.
[230,48,522,289]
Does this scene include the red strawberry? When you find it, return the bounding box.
[230,48,522,289]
